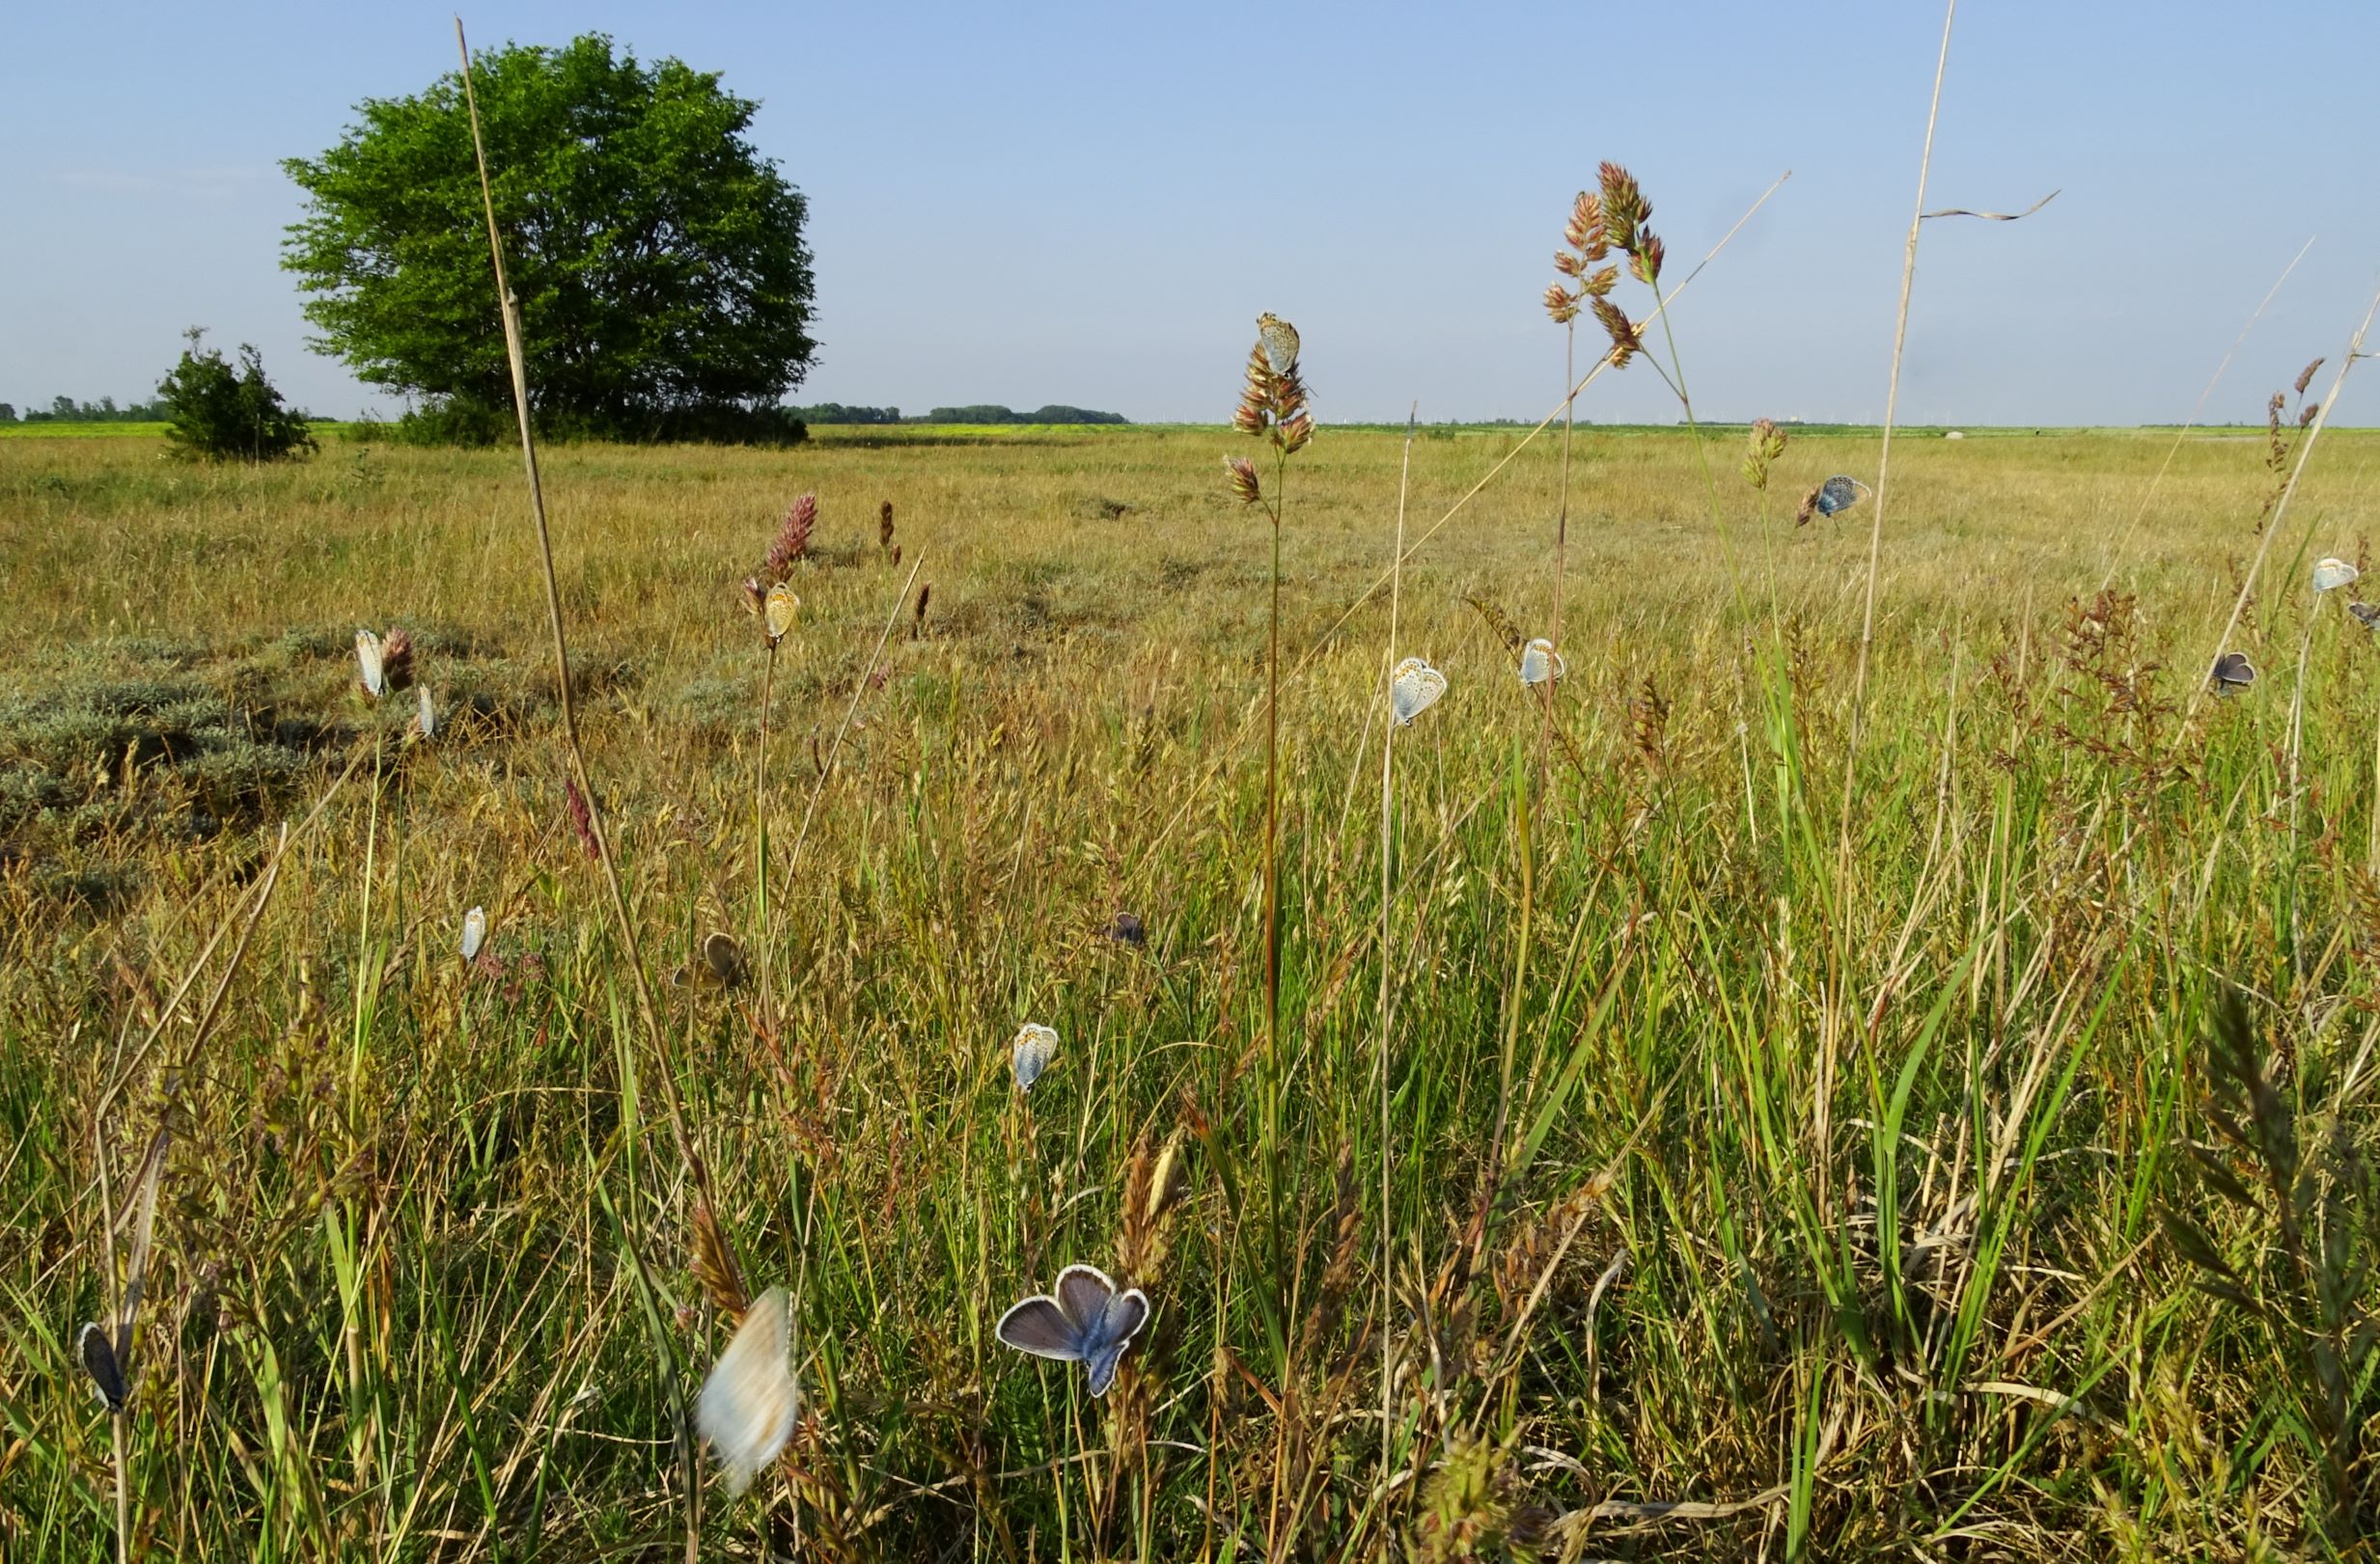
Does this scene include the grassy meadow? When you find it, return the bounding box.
[8,417,2380,1559]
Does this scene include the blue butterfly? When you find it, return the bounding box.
[2210,652,2255,695]
[1815,476,1869,516]
[995,1264,1150,1396]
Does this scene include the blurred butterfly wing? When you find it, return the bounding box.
[417,685,436,736]
[79,1322,127,1413]
[461,907,486,961]
[1817,476,1860,515]
[696,1286,798,1495]
[355,630,384,697]
[995,1296,1083,1361]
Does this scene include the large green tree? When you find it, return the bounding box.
[283,35,816,441]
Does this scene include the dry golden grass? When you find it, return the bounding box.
[7,422,2380,1559]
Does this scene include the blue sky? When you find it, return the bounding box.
[5,1,2376,425]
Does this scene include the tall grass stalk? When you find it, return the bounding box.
[456,22,717,1556]
[1375,404,1417,1496]
[2189,286,2380,726]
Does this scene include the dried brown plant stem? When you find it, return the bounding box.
[456,18,699,1184]
[2093,235,2315,595]
[455,21,713,1556]
[756,642,778,1046]
[1375,403,1417,1501]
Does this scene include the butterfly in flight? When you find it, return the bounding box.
[695,1286,800,1495]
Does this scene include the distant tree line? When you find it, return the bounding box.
[0,395,174,424]
[789,402,1127,425]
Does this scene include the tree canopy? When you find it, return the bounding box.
[282,35,816,443]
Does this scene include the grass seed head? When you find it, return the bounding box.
[763,493,818,581]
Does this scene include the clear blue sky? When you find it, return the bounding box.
[5,1,2376,425]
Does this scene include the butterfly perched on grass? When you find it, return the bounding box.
[764,582,800,645]
[1011,1023,1058,1092]
[1391,657,1448,727]
[695,1286,799,1495]
[995,1264,1149,1396]
[1518,638,1564,688]
[2210,652,2255,695]
[1815,476,1869,517]
[355,629,386,699]
[459,906,487,962]
[2314,557,2361,592]
[1257,313,1300,377]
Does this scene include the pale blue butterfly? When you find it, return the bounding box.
[995,1264,1149,1396]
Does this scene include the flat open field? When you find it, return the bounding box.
[7,422,2380,1558]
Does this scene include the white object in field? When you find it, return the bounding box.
[1518,639,1564,688]
[2313,557,2360,592]
[1390,657,1448,727]
[1944,429,1965,440]
[695,1287,799,1495]
[355,629,384,698]
[460,907,486,961]
[1012,1023,1058,1091]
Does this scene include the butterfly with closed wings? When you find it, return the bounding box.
[1391,657,1448,727]
[995,1264,1149,1396]
[2210,651,2256,696]
[1518,638,1564,689]
[1011,1023,1059,1092]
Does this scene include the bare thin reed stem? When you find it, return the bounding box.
[2186,283,2380,727]
[455,18,700,1190]
[1820,0,1955,1222]
[1375,403,1416,1500]
[756,644,778,1044]
[780,553,927,885]
[2093,236,2315,594]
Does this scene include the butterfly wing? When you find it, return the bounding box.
[996,1295,1084,1361]
[1079,1284,1150,1397]
[765,583,800,642]
[79,1322,127,1413]
[1012,1025,1057,1091]
[355,630,384,697]
[461,907,486,961]
[696,1286,799,1495]
[1257,313,1300,376]
[703,933,746,988]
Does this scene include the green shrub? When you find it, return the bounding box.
[157,329,316,462]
